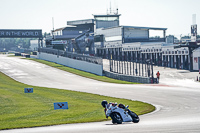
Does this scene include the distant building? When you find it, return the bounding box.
[193,47,200,70]
[180,36,191,43]
[30,40,45,51]
[44,10,200,71]
[166,35,174,43]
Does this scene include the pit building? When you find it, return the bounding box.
[45,10,200,71]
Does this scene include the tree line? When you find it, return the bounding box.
[0,38,35,50]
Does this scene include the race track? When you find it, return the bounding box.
[0,55,200,133]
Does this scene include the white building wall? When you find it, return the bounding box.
[96,27,122,37]
[96,27,122,42]
[193,47,200,70]
[124,28,148,39]
[30,40,38,51]
[30,40,45,51]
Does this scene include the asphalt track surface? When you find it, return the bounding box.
[0,55,200,133]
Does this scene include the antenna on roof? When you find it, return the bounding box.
[110,0,112,14]
[107,0,119,15]
[114,0,118,14]
[116,8,118,15]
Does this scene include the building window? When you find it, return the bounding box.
[95,16,119,21]
[105,36,122,42]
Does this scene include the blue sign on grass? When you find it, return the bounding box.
[24,88,33,93]
[54,102,68,110]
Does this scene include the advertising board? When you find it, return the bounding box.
[191,25,197,42]
[0,29,42,38]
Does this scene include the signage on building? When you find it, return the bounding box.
[191,25,197,42]
[0,29,42,38]
[51,40,67,45]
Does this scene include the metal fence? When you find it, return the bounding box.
[109,59,153,77]
[38,48,103,65]
[109,59,157,83]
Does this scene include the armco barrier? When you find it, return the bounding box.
[38,48,102,65]
[104,70,151,84]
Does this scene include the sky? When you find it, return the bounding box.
[0,0,200,38]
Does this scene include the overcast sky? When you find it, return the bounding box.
[0,0,200,38]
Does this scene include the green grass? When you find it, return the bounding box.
[0,72,155,130]
[27,58,139,84]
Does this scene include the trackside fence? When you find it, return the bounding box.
[37,48,155,83]
[37,48,103,76]
[38,48,102,65]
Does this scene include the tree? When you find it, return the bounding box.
[0,38,37,50]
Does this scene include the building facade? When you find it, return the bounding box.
[45,11,200,71]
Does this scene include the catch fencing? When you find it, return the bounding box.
[108,59,158,84]
[38,48,103,65]
[109,59,153,77]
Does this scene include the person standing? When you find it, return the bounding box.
[156,71,160,81]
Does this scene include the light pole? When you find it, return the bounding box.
[151,61,154,83]
[180,34,182,44]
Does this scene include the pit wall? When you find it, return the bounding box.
[104,70,151,84]
[36,52,103,76]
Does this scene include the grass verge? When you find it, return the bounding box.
[26,58,139,84]
[0,72,155,130]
